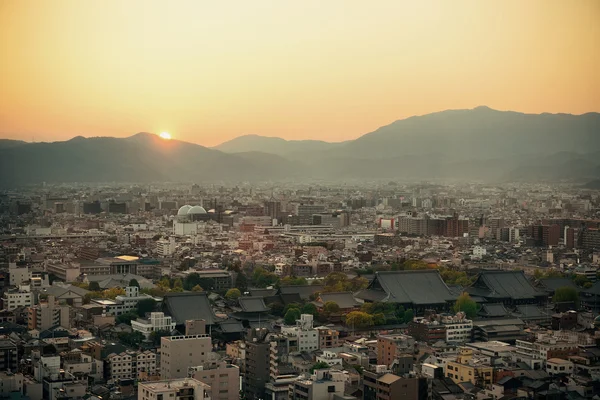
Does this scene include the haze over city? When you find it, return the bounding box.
[1,0,599,146]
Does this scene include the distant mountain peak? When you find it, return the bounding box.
[127,132,155,139]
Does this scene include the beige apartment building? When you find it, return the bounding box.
[160,334,212,379]
[190,361,239,400]
[138,378,211,400]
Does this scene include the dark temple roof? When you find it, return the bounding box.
[161,292,220,325]
[467,270,545,301]
[316,292,360,309]
[537,278,576,293]
[478,303,509,318]
[278,285,324,300]
[238,296,270,313]
[355,270,456,305]
[249,288,278,297]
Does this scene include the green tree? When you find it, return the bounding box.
[252,267,279,288]
[323,301,340,315]
[553,286,579,303]
[128,279,140,288]
[573,275,590,287]
[182,273,201,291]
[345,311,374,329]
[453,293,478,318]
[284,308,301,325]
[301,303,318,317]
[173,278,183,289]
[116,311,139,325]
[403,309,414,323]
[281,276,308,286]
[88,281,101,291]
[373,313,386,325]
[136,298,156,316]
[192,284,204,292]
[310,361,330,373]
[225,288,242,300]
[118,331,144,347]
[270,302,285,316]
[235,273,248,292]
[149,329,172,346]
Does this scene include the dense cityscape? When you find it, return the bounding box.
[0,181,599,399]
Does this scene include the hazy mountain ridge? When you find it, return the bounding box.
[214,134,344,155]
[1,107,599,185]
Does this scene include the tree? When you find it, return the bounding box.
[310,361,330,373]
[553,286,579,303]
[235,273,248,292]
[136,298,156,316]
[173,278,183,290]
[281,276,308,286]
[88,281,101,291]
[302,303,318,317]
[149,329,172,346]
[128,279,140,288]
[225,288,242,300]
[323,301,340,315]
[252,267,279,288]
[284,303,302,315]
[270,302,285,316]
[403,309,414,323]
[183,273,201,291]
[573,275,590,287]
[116,312,139,325]
[345,311,374,329]
[118,331,144,347]
[284,308,301,325]
[373,313,386,325]
[453,293,478,318]
[192,284,204,292]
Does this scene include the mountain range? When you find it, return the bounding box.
[1,107,599,185]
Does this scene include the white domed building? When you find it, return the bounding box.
[173,204,209,235]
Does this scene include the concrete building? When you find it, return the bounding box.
[376,334,416,367]
[9,262,31,286]
[546,358,574,376]
[45,262,81,282]
[107,350,157,381]
[0,337,18,371]
[156,237,177,257]
[316,326,340,349]
[2,285,33,311]
[27,298,68,331]
[444,347,493,386]
[0,371,24,397]
[363,368,427,400]
[160,334,212,379]
[132,312,176,338]
[243,328,270,400]
[280,314,319,352]
[290,369,346,400]
[138,378,211,400]
[190,361,240,400]
[90,286,160,316]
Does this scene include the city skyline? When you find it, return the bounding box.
[1,0,599,146]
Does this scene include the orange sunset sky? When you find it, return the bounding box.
[1,0,599,147]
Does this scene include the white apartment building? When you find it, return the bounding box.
[91,286,159,316]
[316,351,342,367]
[156,237,176,257]
[472,246,487,259]
[3,285,33,311]
[444,316,473,344]
[106,350,157,381]
[281,314,319,352]
[9,263,31,286]
[131,312,176,338]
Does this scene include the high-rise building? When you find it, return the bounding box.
[0,337,18,371]
[160,334,212,379]
[243,328,270,400]
[27,295,70,331]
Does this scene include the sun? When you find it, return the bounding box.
[159,132,172,140]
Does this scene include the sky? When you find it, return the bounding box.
[1,1,599,147]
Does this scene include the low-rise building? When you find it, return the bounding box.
[131,312,176,338]
[138,378,211,400]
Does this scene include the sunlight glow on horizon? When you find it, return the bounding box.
[0,0,598,146]
[159,132,172,140]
